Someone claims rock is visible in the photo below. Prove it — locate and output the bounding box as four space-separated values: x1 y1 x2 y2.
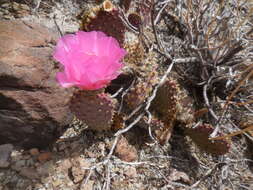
38 152 52 163
36 161 54 177
71 156 90 183
58 159 72 172
26 158 35 167
20 4 30 11
11 159 26 171
0 20 74 149
12 2 19 11
19 167 40 179
3 15 13 20
0 144 13 168
29 148 40 156
0 3 10 8
124 167 137 178
87 151 96 158
10 150 23 162
80 180 94 190
52 179 64 187
168 168 191 184
115 136 138 162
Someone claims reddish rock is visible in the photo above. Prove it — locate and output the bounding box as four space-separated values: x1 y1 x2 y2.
115 136 138 162
29 148 40 156
124 167 137 178
38 152 52 163
0 20 73 148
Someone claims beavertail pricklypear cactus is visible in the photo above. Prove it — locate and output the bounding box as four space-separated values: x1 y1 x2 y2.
185 123 231 155
68 0 232 155
70 91 117 131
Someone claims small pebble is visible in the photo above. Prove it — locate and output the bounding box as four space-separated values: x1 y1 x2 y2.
124 167 137 178
29 148 40 156
115 136 138 162
12 2 19 11
19 167 40 179
26 158 35 167
3 15 13 19
80 180 94 190
38 152 52 163
0 3 10 8
12 159 26 171
0 144 13 168
20 4 30 11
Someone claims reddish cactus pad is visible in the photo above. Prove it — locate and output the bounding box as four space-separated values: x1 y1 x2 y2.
82 9 126 45
70 91 117 131
185 124 231 155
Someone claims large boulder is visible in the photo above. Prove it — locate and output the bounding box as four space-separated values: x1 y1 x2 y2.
0 20 73 148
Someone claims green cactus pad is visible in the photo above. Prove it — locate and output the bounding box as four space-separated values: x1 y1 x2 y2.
185 123 231 155
70 91 117 131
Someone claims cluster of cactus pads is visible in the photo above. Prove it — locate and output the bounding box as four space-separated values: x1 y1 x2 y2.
69 0 231 155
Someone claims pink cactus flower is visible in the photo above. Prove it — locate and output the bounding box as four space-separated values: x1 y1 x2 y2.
53 31 126 90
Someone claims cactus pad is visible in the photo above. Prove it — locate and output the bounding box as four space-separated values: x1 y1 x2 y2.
70 91 117 131
151 79 180 125
149 79 181 144
125 79 151 109
81 2 126 45
185 123 231 155
123 42 159 110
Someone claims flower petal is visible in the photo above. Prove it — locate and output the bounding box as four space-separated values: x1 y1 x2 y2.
56 72 75 88
53 31 126 90
53 34 78 65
